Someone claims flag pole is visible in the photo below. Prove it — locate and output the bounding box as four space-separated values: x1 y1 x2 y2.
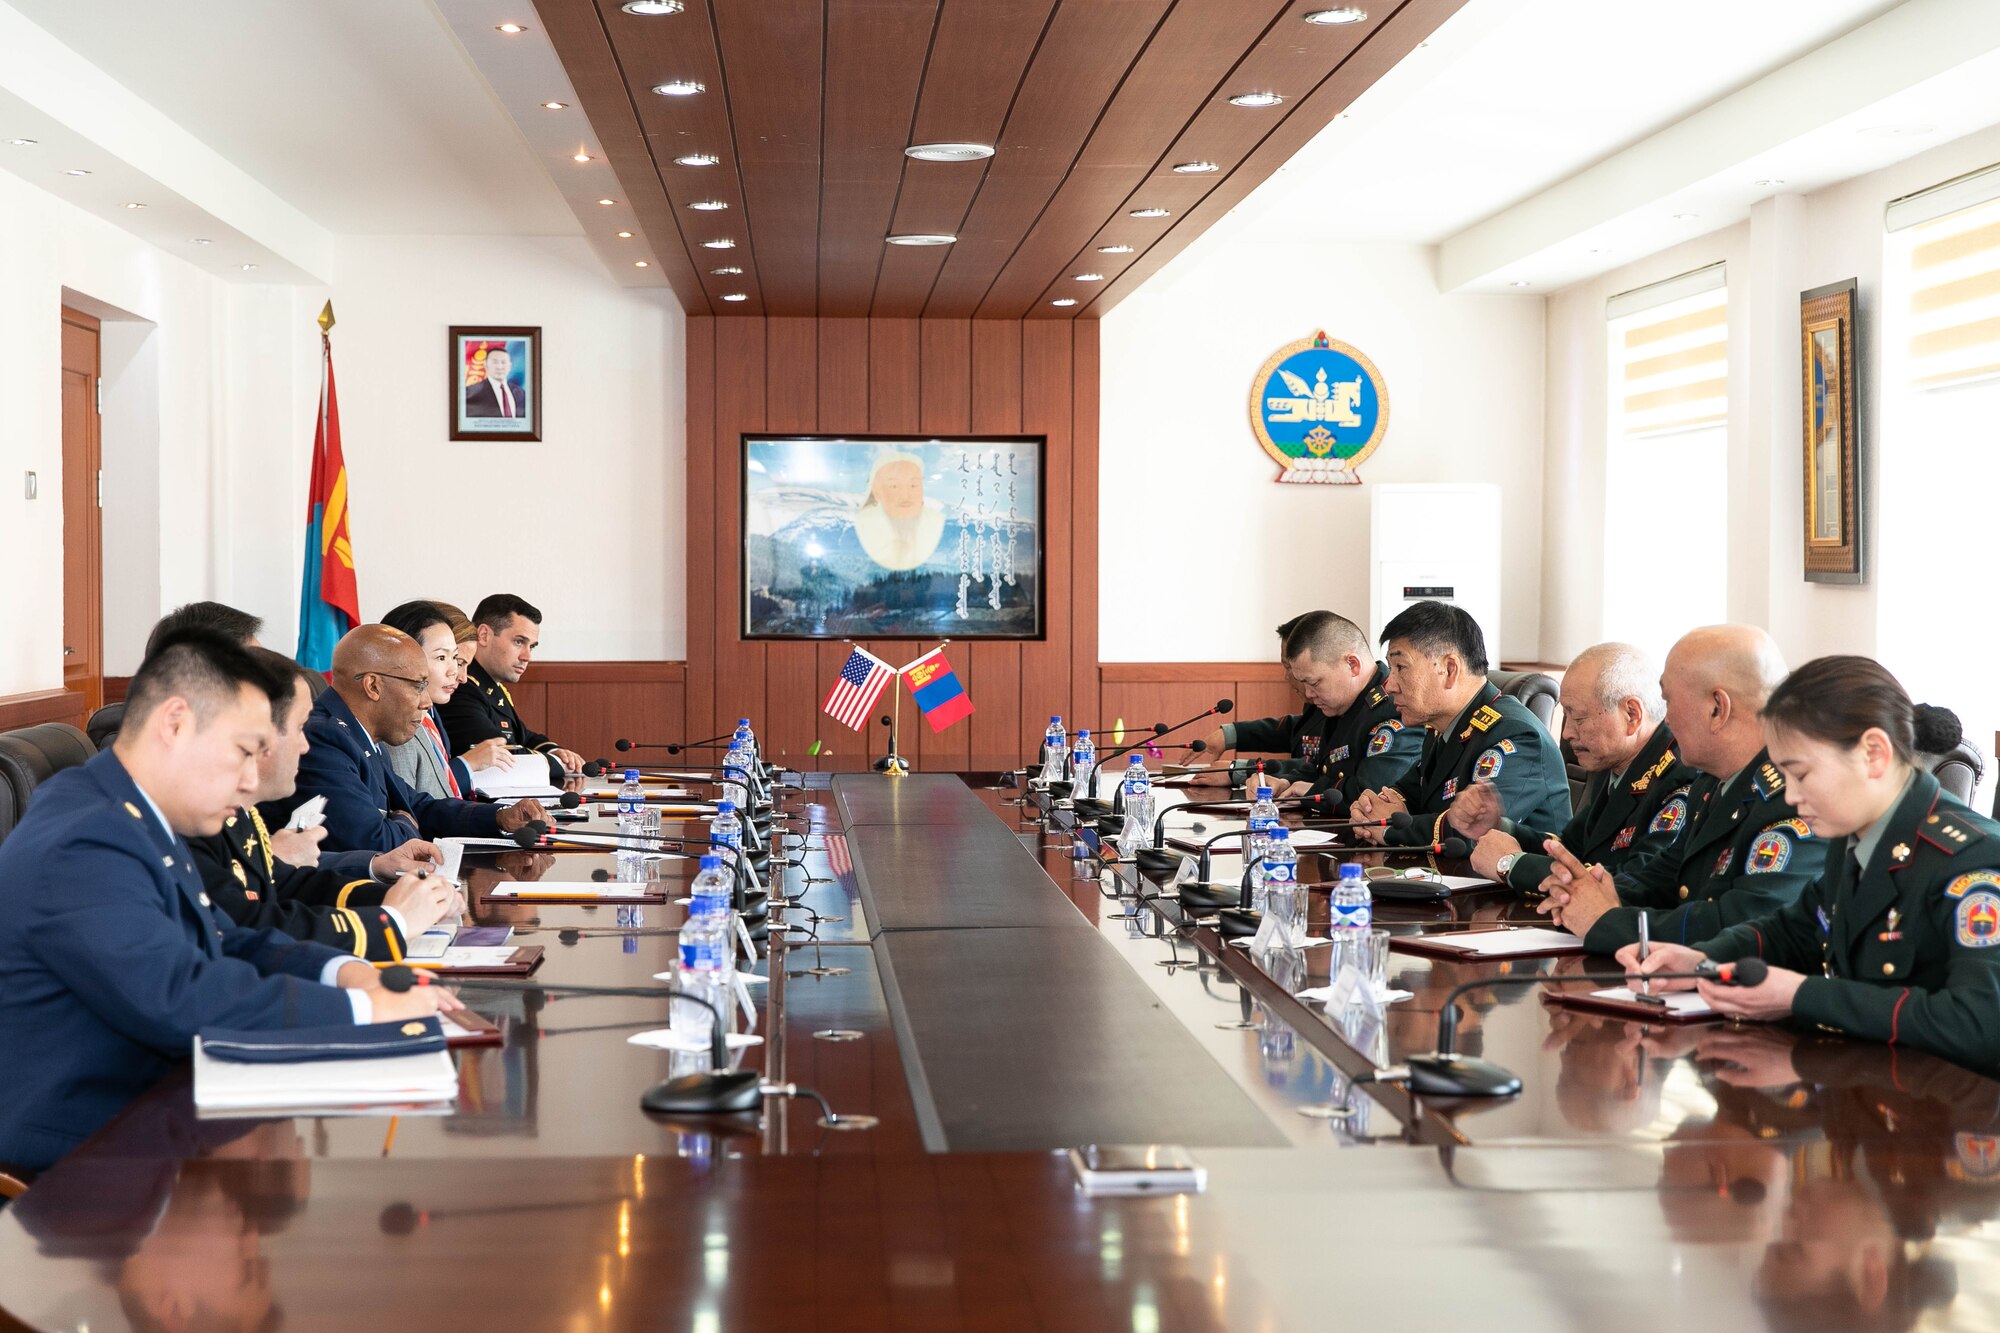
867 642 909 777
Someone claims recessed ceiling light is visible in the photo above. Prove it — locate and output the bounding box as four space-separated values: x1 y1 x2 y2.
721 293 748 302
63 168 90 176
885 233 956 246
191 237 212 245
904 142 995 163
687 199 729 211
572 151 593 163
1097 244 1133 254
1508 280 1531 288
1304 7 1368 23
1857 124 1935 138
616 230 634 238
652 80 705 97
541 101 568 110
1129 207 1170 218
597 198 617 206
1228 92 1284 108
6 137 35 146
710 266 742 275
1671 212 1700 221
240 263 258 271
634 260 650 268
621 0 685 12
675 154 720 169
1754 178 1786 187
1074 273 1104 282
495 22 527 34
702 238 735 249
1172 161 1218 174
1587 246 1608 254
1051 298 1077 307
123 201 145 209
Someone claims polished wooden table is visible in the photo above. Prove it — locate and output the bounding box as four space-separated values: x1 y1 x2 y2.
4 770 2000 1331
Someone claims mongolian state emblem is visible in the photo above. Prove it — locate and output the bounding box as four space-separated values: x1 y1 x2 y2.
1249 329 1389 484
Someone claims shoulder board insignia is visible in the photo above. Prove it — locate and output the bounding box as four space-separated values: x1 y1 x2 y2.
1757 762 1784 793
1469 705 1503 732
1631 750 1677 794
1367 689 1385 707
1924 816 1982 853
123 801 143 819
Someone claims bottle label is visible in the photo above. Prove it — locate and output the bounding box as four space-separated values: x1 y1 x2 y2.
1263 860 1296 884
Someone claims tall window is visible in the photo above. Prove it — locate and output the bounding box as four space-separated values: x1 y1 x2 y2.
1881 183 2000 799
1602 267 1730 664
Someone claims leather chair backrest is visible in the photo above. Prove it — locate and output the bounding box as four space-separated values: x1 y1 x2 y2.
1559 738 1586 808
0 760 18 846
1488 669 1561 731
0 723 96 809
85 702 127 752
1920 738 1982 808
305 671 330 700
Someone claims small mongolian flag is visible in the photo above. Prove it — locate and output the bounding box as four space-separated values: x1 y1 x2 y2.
902 647 974 732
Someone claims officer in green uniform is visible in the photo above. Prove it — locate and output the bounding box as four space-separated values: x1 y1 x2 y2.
1539 625 1825 954
436 593 584 784
1351 601 1570 849
1450 642 1698 888
1191 612 1324 787
1625 655 2000 1074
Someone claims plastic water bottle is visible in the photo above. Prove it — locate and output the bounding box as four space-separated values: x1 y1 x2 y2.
676 854 735 1061
1039 715 1066 782
1116 754 1153 858
721 741 750 809
617 769 646 835
1070 729 1096 795
735 719 758 767
1331 860 1373 952
1245 784 1280 910
710 801 743 858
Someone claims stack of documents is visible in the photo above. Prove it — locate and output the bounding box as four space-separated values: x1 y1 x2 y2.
467 760 561 799
193 1039 458 1115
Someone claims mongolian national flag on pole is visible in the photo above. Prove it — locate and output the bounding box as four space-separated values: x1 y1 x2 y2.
903 647 974 733
294 302 360 671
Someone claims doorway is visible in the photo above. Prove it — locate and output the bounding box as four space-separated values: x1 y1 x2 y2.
60 306 103 714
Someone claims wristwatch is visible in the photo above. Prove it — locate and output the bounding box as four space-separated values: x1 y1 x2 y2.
1494 852 1520 884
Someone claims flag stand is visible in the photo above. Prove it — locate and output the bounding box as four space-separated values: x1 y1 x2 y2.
871 682 909 777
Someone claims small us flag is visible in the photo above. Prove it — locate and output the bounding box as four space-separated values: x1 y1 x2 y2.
821 647 895 732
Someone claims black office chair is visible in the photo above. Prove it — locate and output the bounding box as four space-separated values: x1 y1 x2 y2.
1920 738 1982 808
1488 669 1560 730
85 702 126 751
0 764 19 846
1559 738 1586 808
305 671 330 700
0 723 96 800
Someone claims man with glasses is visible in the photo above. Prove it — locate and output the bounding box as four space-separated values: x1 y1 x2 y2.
262 625 551 853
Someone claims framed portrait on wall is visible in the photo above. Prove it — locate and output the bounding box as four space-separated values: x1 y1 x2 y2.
450 326 541 442
1800 280 1863 584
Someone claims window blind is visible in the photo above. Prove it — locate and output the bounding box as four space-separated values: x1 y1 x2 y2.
1905 193 2000 390
1613 284 1728 438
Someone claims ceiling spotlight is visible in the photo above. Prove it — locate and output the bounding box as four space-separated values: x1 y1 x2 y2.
616 230 634 238
1671 212 1700 221
675 153 720 167
721 293 748 302
542 101 568 110
904 142 995 162
652 80 705 97
1097 244 1134 254
1172 161 1219 174
1508 280 1531 288
1074 273 1104 282
123 201 145 209
1051 298 1078 307
572 151 593 163
885 233 956 246
710 266 742 275
1128 207 1170 218
191 237 212 245
1754 177 1786 187
597 198 617 206
635 260 650 268
1857 124 1935 138
495 22 527 34
1228 92 1283 108
687 199 729 211
621 0 685 12
6 137 35 146
1304 7 1368 23
63 168 90 176
240 263 258 271
702 238 735 249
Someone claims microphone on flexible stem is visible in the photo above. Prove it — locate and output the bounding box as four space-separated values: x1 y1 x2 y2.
1095 699 1233 777
618 733 734 755
510 824 767 901
1393 959 1772 1097
1188 813 1414 884
1151 792 1339 849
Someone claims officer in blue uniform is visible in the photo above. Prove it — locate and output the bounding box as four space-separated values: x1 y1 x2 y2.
0 630 454 1176
263 625 550 854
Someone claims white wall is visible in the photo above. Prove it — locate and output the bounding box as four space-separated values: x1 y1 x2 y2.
1542 120 2000 672
1100 237 1546 663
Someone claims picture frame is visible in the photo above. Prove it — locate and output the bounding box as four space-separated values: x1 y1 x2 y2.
740 433 1047 641
449 325 542 442
1799 280 1863 583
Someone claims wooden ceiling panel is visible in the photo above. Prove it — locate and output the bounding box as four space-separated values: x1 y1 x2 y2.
538 0 1464 318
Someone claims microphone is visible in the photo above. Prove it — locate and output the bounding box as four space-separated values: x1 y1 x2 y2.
1188 814 1412 882
1394 959 1771 1097
1095 700 1232 772
617 732 734 755
512 825 768 901
1151 795 1378 850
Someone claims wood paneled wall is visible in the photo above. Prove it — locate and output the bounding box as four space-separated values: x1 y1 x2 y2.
684 317 1100 772
1098 664 1296 751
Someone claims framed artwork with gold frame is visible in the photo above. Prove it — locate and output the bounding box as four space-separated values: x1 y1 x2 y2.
1800 279 1863 583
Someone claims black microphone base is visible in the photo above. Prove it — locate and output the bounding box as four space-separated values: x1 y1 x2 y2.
640 1068 763 1115
1176 882 1240 915
871 754 910 775
1133 847 1184 883
1404 1054 1523 1098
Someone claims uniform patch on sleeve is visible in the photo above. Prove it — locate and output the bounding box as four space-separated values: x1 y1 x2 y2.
1944 869 2000 899
1366 721 1402 757
1649 795 1689 836
1472 747 1507 781
1611 826 1636 851
1746 829 1795 874
1956 889 2000 948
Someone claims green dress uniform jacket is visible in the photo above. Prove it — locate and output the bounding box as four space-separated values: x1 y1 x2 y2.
1700 770 2000 1073
1384 681 1571 848
188 807 407 962
1298 663 1424 810
437 659 565 783
1582 750 1826 955
1223 703 1327 784
1503 724 1698 890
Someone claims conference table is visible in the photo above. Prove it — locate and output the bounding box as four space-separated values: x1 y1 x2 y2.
3 768 1999 1331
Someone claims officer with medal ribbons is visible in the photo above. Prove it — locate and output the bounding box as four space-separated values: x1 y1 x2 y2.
1537 625 1827 953
1450 641 1698 887
436 593 586 785
1350 601 1570 848
1627 656 2000 1073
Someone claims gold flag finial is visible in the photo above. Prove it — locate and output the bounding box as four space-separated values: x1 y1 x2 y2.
317 300 335 334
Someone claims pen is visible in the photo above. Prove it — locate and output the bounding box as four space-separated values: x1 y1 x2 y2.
1638 912 1650 996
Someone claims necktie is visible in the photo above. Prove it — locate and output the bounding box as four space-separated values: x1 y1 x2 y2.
498 379 515 417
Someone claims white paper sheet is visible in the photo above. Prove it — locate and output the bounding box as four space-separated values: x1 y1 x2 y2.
1421 927 1584 956
405 947 525 969
193 1039 458 1111
467 758 560 798
485 880 651 899
1590 987 1713 1015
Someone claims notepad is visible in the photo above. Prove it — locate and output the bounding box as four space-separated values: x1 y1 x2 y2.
1420 928 1583 957
467 760 561 798
286 794 328 832
437 835 524 853
485 880 652 899
1590 987 1713 1016
403 947 530 969
193 1038 458 1113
